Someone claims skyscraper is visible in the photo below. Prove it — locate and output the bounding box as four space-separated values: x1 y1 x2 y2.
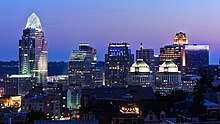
156 61 181 95
127 59 154 89
159 45 183 70
105 42 134 86
183 44 209 76
159 31 189 71
173 32 188 46
136 43 155 72
19 13 48 85
68 44 96 88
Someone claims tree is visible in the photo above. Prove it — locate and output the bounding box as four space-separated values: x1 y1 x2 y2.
192 70 214 115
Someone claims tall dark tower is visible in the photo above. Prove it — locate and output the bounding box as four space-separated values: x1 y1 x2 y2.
19 13 48 85
105 42 134 86
183 44 209 76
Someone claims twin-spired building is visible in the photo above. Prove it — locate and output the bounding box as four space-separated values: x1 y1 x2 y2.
19 13 48 85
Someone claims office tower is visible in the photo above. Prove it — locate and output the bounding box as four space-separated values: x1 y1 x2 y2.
156 61 181 95
127 59 154 89
19 13 48 84
68 44 96 88
79 43 97 65
92 61 105 87
105 42 134 86
136 43 155 72
159 45 183 70
183 44 209 76
173 31 188 46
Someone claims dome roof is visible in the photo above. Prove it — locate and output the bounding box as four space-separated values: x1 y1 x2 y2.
159 60 179 72
130 59 150 72
132 59 149 68
160 61 177 68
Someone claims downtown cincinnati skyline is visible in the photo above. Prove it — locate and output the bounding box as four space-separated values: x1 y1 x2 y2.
1 0 220 64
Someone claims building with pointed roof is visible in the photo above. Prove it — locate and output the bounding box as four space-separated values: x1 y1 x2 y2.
156 61 181 95
127 59 155 89
19 12 48 86
159 60 179 72
25 13 42 31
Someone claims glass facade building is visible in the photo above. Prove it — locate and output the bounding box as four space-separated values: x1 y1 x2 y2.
183 44 209 76
19 13 48 85
68 44 96 88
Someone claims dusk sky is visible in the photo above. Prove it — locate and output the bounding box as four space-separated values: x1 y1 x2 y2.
1 0 220 64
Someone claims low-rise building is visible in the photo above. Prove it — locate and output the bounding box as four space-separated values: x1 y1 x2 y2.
22 94 60 120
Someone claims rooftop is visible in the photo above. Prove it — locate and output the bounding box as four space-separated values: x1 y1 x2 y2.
25 13 42 31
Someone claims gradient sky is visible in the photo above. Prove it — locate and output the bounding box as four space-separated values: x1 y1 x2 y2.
1 0 220 64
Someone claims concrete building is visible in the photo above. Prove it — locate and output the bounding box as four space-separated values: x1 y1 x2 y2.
136 43 155 72
127 59 154 89
22 94 61 120
156 61 181 95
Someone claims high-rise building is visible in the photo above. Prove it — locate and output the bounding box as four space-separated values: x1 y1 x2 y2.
92 61 105 87
68 44 96 88
19 13 48 85
105 42 134 86
136 43 155 72
183 44 209 76
127 59 154 89
159 45 183 70
173 32 188 46
156 61 181 95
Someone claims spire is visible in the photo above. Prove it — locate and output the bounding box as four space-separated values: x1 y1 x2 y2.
25 12 42 31
140 43 144 50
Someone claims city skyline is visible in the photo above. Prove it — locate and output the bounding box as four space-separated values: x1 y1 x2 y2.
1 0 220 64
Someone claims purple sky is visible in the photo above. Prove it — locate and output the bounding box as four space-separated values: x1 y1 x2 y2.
0 0 220 64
